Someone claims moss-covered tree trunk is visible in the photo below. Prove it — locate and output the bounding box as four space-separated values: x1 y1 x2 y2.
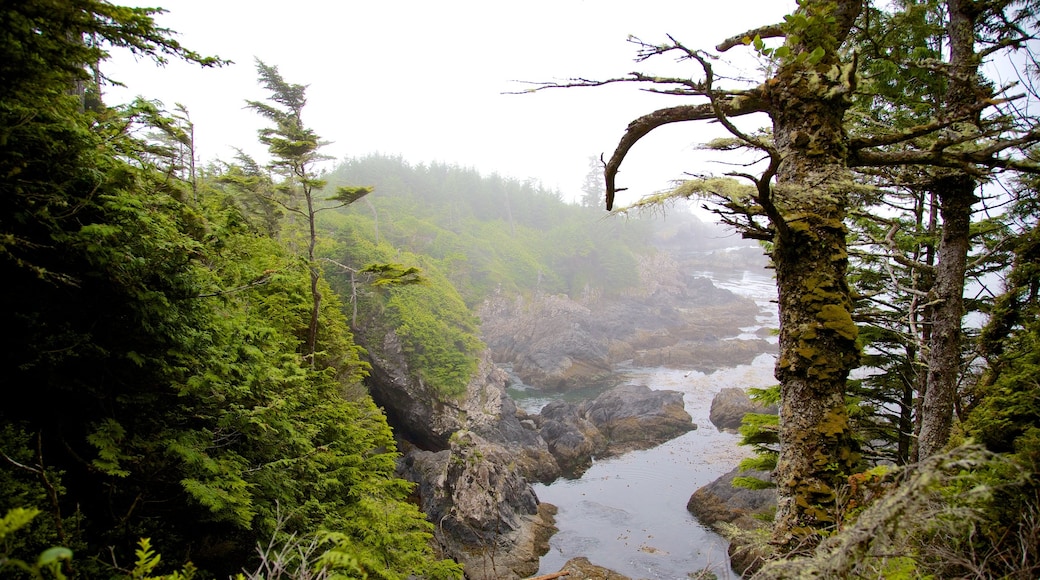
768 0 863 549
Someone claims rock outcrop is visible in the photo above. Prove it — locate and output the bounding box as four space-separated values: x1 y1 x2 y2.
367 332 559 478
479 259 774 390
708 387 779 432
687 466 776 576
552 556 632 579
364 331 560 575
398 431 557 580
533 384 696 478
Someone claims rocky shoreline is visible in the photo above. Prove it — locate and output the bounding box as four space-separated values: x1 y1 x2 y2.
359 256 776 578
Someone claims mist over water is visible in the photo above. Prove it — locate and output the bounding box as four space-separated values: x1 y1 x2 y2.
523 268 778 579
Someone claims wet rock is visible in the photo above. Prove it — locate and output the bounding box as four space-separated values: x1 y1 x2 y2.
553 556 631 579
708 387 778 432
535 401 608 476
687 466 775 530
583 384 695 453
534 384 695 478
687 466 776 576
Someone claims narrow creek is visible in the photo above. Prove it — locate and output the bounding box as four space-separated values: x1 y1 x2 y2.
512 268 777 579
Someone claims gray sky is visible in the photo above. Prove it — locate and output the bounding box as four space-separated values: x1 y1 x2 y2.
105 1 794 206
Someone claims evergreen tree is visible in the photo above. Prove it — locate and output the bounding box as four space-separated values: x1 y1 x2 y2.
245 60 373 366
537 0 1040 548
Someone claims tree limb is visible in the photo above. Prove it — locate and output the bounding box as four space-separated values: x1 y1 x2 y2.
604 89 769 209
716 24 785 52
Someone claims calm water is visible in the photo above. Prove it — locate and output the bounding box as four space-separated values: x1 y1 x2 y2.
526 268 778 579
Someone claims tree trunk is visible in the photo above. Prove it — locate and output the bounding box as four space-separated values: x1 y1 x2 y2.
305 188 321 367
917 175 974 458
916 0 980 460
768 0 863 548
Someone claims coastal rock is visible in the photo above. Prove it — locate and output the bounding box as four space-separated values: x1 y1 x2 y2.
534 384 695 478
479 265 770 391
480 293 613 390
583 384 695 453
708 387 778 432
687 466 776 576
399 431 557 580
366 333 560 480
687 466 776 530
554 556 632 579
535 401 608 476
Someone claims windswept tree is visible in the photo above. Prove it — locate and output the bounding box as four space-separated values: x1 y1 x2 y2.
535 0 1040 549
246 60 373 365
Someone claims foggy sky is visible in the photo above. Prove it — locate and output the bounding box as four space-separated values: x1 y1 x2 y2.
104 0 793 205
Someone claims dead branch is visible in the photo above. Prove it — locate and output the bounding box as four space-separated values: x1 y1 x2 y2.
716 24 785 52
604 89 769 209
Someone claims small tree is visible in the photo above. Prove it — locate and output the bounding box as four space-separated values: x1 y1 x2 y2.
246 60 372 365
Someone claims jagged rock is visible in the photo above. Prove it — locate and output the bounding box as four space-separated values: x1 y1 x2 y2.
479 270 770 390
398 431 556 580
535 401 608 476
481 293 613 390
367 334 561 480
632 337 775 372
708 387 778 432
535 384 695 478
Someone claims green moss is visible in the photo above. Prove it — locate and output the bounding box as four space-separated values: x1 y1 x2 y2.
818 406 849 437
817 304 858 341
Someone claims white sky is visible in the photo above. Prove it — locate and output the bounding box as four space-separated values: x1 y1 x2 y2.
104 1 795 205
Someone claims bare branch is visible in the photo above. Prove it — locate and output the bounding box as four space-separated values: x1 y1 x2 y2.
604 89 769 209
716 24 785 52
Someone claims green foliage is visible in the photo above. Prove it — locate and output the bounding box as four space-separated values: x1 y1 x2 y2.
0 4 454 577
0 509 73 580
735 394 780 490
324 154 651 303
385 281 484 397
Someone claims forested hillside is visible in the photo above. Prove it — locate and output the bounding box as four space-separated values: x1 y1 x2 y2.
323 155 654 303
0 5 461 578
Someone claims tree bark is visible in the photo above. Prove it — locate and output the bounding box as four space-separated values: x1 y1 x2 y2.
768 0 863 548
915 0 980 460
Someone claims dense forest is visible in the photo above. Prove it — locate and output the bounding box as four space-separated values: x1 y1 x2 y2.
2 1 1040 580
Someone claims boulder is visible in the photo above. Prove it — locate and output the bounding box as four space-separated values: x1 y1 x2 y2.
399 431 557 580
583 384 696 454
687 466 776 530
553 556 632 579
535 401 608 477
534 384 696 478
687 466 776 577
708 387 778 432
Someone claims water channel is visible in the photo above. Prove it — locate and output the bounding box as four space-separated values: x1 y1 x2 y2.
513 267 777 579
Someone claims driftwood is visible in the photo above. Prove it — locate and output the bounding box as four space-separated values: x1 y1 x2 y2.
524 572 570 580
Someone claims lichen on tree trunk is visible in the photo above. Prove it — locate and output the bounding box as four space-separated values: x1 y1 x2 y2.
767 3 863 546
